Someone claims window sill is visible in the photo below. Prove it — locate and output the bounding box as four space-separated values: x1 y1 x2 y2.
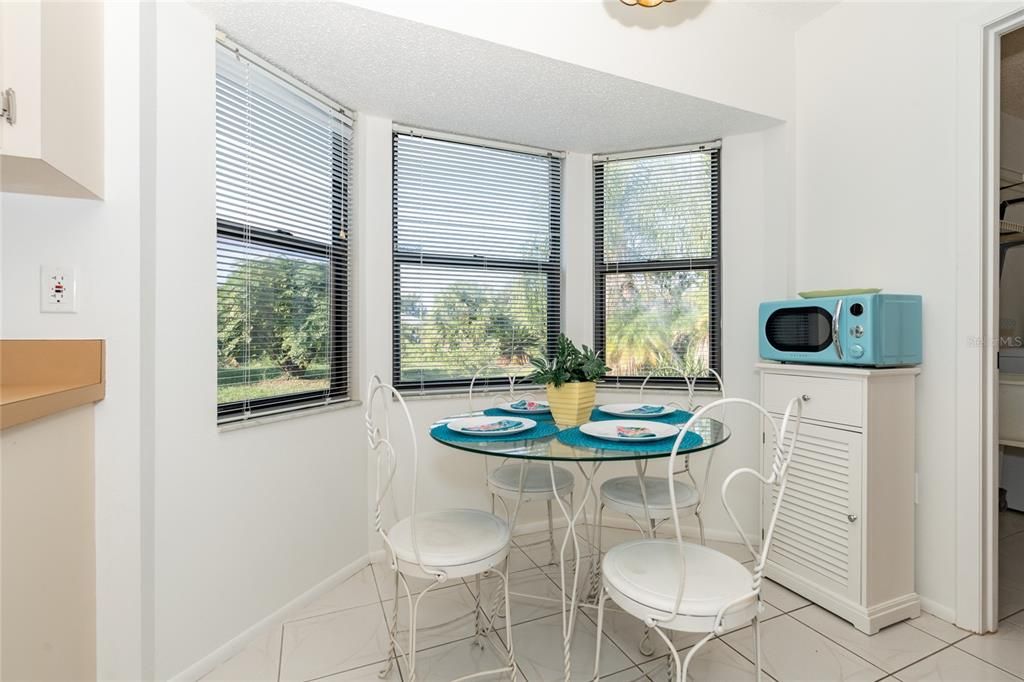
218 399 362 432
397 384 542 402
599 383 723 395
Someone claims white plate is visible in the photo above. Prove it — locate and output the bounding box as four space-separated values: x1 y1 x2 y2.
447 416 537 436
598 403 676 418
579 419 680 442
498 399 551 414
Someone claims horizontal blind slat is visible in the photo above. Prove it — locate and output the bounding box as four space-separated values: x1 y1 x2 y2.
594 147 721 386
393 131 562 390
216 41 352 421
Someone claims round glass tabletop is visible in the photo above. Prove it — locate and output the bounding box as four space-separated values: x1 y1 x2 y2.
429 412 730 462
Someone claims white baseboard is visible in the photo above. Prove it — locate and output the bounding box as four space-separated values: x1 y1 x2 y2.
919 596 957 625
170 554 371 682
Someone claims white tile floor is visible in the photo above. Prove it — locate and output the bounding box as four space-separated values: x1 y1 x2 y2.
201 515 1024 682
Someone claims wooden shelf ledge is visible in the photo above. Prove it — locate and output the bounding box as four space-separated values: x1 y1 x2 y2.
0 340 105 430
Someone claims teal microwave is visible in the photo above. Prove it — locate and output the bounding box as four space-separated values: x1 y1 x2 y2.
758 294 922 367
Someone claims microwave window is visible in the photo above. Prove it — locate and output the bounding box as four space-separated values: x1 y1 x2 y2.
765 307 833 353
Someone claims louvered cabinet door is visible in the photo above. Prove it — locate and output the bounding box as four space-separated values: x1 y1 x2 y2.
763 419 863 604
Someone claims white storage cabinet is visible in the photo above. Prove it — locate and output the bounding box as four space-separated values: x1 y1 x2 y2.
758 362 921 634
0 1 104 198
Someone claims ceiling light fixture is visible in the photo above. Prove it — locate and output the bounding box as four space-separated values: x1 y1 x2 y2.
619 0 675 7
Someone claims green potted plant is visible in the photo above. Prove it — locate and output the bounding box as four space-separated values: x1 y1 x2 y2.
528 334 610 427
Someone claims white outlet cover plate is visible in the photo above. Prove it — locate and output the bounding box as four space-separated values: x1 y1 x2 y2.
40 265 77 313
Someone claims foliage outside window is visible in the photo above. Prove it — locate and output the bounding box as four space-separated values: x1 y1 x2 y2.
392 132 562 390
215 41 351 421
594 144 721 386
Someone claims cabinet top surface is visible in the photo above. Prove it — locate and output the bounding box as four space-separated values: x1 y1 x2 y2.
756 362 922 378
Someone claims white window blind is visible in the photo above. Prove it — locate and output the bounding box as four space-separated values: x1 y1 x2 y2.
392 130 563 391
215 40 352 422
593 143 721 388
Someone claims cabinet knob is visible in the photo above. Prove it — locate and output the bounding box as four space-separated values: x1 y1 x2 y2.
801 394 811 402
847 514 858 523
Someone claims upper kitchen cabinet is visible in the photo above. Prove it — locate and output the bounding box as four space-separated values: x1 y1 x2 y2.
0 1 104 199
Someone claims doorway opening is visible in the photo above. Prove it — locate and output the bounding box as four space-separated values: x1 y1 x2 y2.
996 25 1024 623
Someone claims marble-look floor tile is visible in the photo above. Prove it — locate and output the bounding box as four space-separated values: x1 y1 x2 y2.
582 597 781 666
497 611 635 681
317 658 402 681
505 546 541 573
999 532 1024 590
470 566 565 627
723 614 887 682
583 602 706 665
760 578 811 613
905 612 971 644
642 639 777 682
955 610 1024 678
600 663 652 682
516 527 593 566
384 584 483 653
287 566 379 622
894 646 1021 681
540 554 603 605
200 624 283 682
279 602 391 681
789 605 945 673
999 583 1024 620
397 634 512 682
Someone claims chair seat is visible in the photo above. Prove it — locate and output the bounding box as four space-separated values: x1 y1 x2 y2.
488 462 574 496
388 509 511 572
600 475 699 519
603 539 757 631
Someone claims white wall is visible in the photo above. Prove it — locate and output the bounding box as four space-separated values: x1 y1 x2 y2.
1 3 145 678
148 5 369 678
2 3 371 678
793 1 1017 620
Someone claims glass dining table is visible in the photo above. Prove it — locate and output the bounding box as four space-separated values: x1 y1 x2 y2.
429 409 730 681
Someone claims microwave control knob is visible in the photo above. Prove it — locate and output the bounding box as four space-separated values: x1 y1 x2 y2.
852 324 865 338
850 344 865 359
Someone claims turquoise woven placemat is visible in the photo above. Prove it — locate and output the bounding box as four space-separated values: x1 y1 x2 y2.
431 421 559 445
588 407 694 425
483 407 555 423
556 427 704 454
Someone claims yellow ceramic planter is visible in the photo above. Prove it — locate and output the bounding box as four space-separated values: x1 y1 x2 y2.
545 381 597 427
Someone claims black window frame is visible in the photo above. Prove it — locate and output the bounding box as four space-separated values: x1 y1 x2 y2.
390 131 563 392
215 44 351 423
593 144 722 390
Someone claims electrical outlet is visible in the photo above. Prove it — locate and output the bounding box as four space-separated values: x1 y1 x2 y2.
40 265 77 313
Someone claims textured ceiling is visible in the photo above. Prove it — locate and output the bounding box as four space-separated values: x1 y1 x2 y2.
1004 27 1024 119
195 1 780 153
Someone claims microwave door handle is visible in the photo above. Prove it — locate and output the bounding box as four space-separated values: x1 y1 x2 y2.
832 299 844 360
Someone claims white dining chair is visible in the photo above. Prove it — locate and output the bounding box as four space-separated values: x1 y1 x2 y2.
469 365 575 565
595 368 725 551
367 376 518 682
592 396 803 682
